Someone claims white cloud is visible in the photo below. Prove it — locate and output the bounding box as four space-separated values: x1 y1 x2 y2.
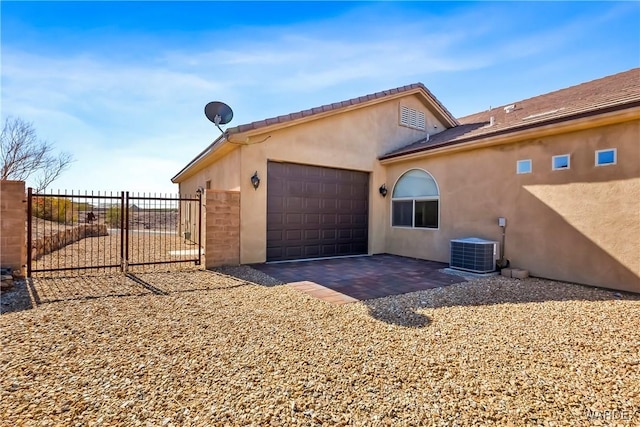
2 1 638 193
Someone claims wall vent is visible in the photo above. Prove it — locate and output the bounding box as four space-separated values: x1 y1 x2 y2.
450 237 498 273
400 105 426 131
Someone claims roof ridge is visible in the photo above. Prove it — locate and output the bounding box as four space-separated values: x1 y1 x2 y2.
381 68 640 161
460 67 640 120
229 81 458 134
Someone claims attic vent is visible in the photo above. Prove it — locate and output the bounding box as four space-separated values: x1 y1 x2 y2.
400 105 426 131
450 237 499 273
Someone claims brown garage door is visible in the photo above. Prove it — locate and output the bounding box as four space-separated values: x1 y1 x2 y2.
267 161 369 262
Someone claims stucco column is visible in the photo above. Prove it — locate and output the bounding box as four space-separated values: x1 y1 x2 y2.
0 180 27 276
205 190 240 268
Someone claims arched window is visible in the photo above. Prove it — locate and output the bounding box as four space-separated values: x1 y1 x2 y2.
392 169 439 229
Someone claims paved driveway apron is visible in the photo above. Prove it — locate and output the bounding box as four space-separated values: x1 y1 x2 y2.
252 254 466 301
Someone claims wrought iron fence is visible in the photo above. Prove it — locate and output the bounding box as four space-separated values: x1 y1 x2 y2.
27 189 202 277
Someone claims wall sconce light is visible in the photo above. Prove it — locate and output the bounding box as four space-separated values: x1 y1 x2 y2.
250 171 260 190
379 184 388 197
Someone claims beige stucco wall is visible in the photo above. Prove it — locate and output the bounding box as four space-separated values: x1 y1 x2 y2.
178 148 241 195
384 120 640 292
175 93 451 265
237 95 446 264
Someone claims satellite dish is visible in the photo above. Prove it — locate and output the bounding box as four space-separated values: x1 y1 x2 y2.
205 101 233 134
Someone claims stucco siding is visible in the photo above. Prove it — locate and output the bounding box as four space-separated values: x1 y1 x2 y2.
178 148 241 196
236 95 443 264
385 120 640 292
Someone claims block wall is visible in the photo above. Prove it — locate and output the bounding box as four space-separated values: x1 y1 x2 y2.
0 181 26 275
205 191 240 268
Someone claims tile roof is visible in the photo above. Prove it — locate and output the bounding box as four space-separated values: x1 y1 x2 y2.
226 82 458 135
380 68 640 160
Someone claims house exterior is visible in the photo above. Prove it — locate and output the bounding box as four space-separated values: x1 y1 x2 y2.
172 68 640 293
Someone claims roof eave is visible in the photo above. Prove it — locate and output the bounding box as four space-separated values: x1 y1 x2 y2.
379 102 640 164
226 85 459 140
172 83 458 182
171 133 229 183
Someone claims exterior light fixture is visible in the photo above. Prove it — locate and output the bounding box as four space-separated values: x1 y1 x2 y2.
379 184 388 197
251 171 260 190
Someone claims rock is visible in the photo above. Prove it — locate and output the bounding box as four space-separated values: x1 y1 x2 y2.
1 269 638 425
1 275 14 290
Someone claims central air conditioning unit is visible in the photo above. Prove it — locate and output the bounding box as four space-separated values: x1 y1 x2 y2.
450 237 499 274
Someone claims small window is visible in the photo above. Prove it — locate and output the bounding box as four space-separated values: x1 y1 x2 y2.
517 159 532 174
552 154 570 170
205 180 211 190
595 149 616 166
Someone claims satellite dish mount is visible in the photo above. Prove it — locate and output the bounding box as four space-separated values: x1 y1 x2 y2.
204 101 234 135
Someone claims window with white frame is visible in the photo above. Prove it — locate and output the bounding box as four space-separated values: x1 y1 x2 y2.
517 159 532 174
595 148 616 166
392 169 439 228
399 105 426 131
552 154 570 170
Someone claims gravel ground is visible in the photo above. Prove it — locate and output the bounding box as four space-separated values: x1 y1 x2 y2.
1 270 639 426
30 233 202 277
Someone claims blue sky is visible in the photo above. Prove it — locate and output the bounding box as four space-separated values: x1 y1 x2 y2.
2 1 639 194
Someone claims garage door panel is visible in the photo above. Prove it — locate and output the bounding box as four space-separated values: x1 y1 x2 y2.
267 196 285 212
266 213 284 226
285 246 303 258
286 197 304 210
338 229 352 239
322 245 337 255
305 167 323 178
338 243 353 254
352 229 366 239
305 182 322 195
267 229 283 241
337 185 354 198
304 246 320 257
353 214 368 224
286 230 302 241
286 213 303 224
304 229 320 240
266 247 282 259
352 242 368 252
321 200 337 211
322 184 338 197
322 229 337 240
322 214 337 224
352 199 367 211
304 213 320 224
287 181 304 196
338 214 353 224
304 198 321 210
267 161 368 262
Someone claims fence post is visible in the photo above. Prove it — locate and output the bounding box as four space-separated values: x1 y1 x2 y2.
26 187 33 277
197 190 202 266
120 191 126 272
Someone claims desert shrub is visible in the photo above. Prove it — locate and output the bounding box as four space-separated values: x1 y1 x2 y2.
32 196 75 223
105 206 122 228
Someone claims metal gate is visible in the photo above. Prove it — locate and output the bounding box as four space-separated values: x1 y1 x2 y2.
27 188 202 277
